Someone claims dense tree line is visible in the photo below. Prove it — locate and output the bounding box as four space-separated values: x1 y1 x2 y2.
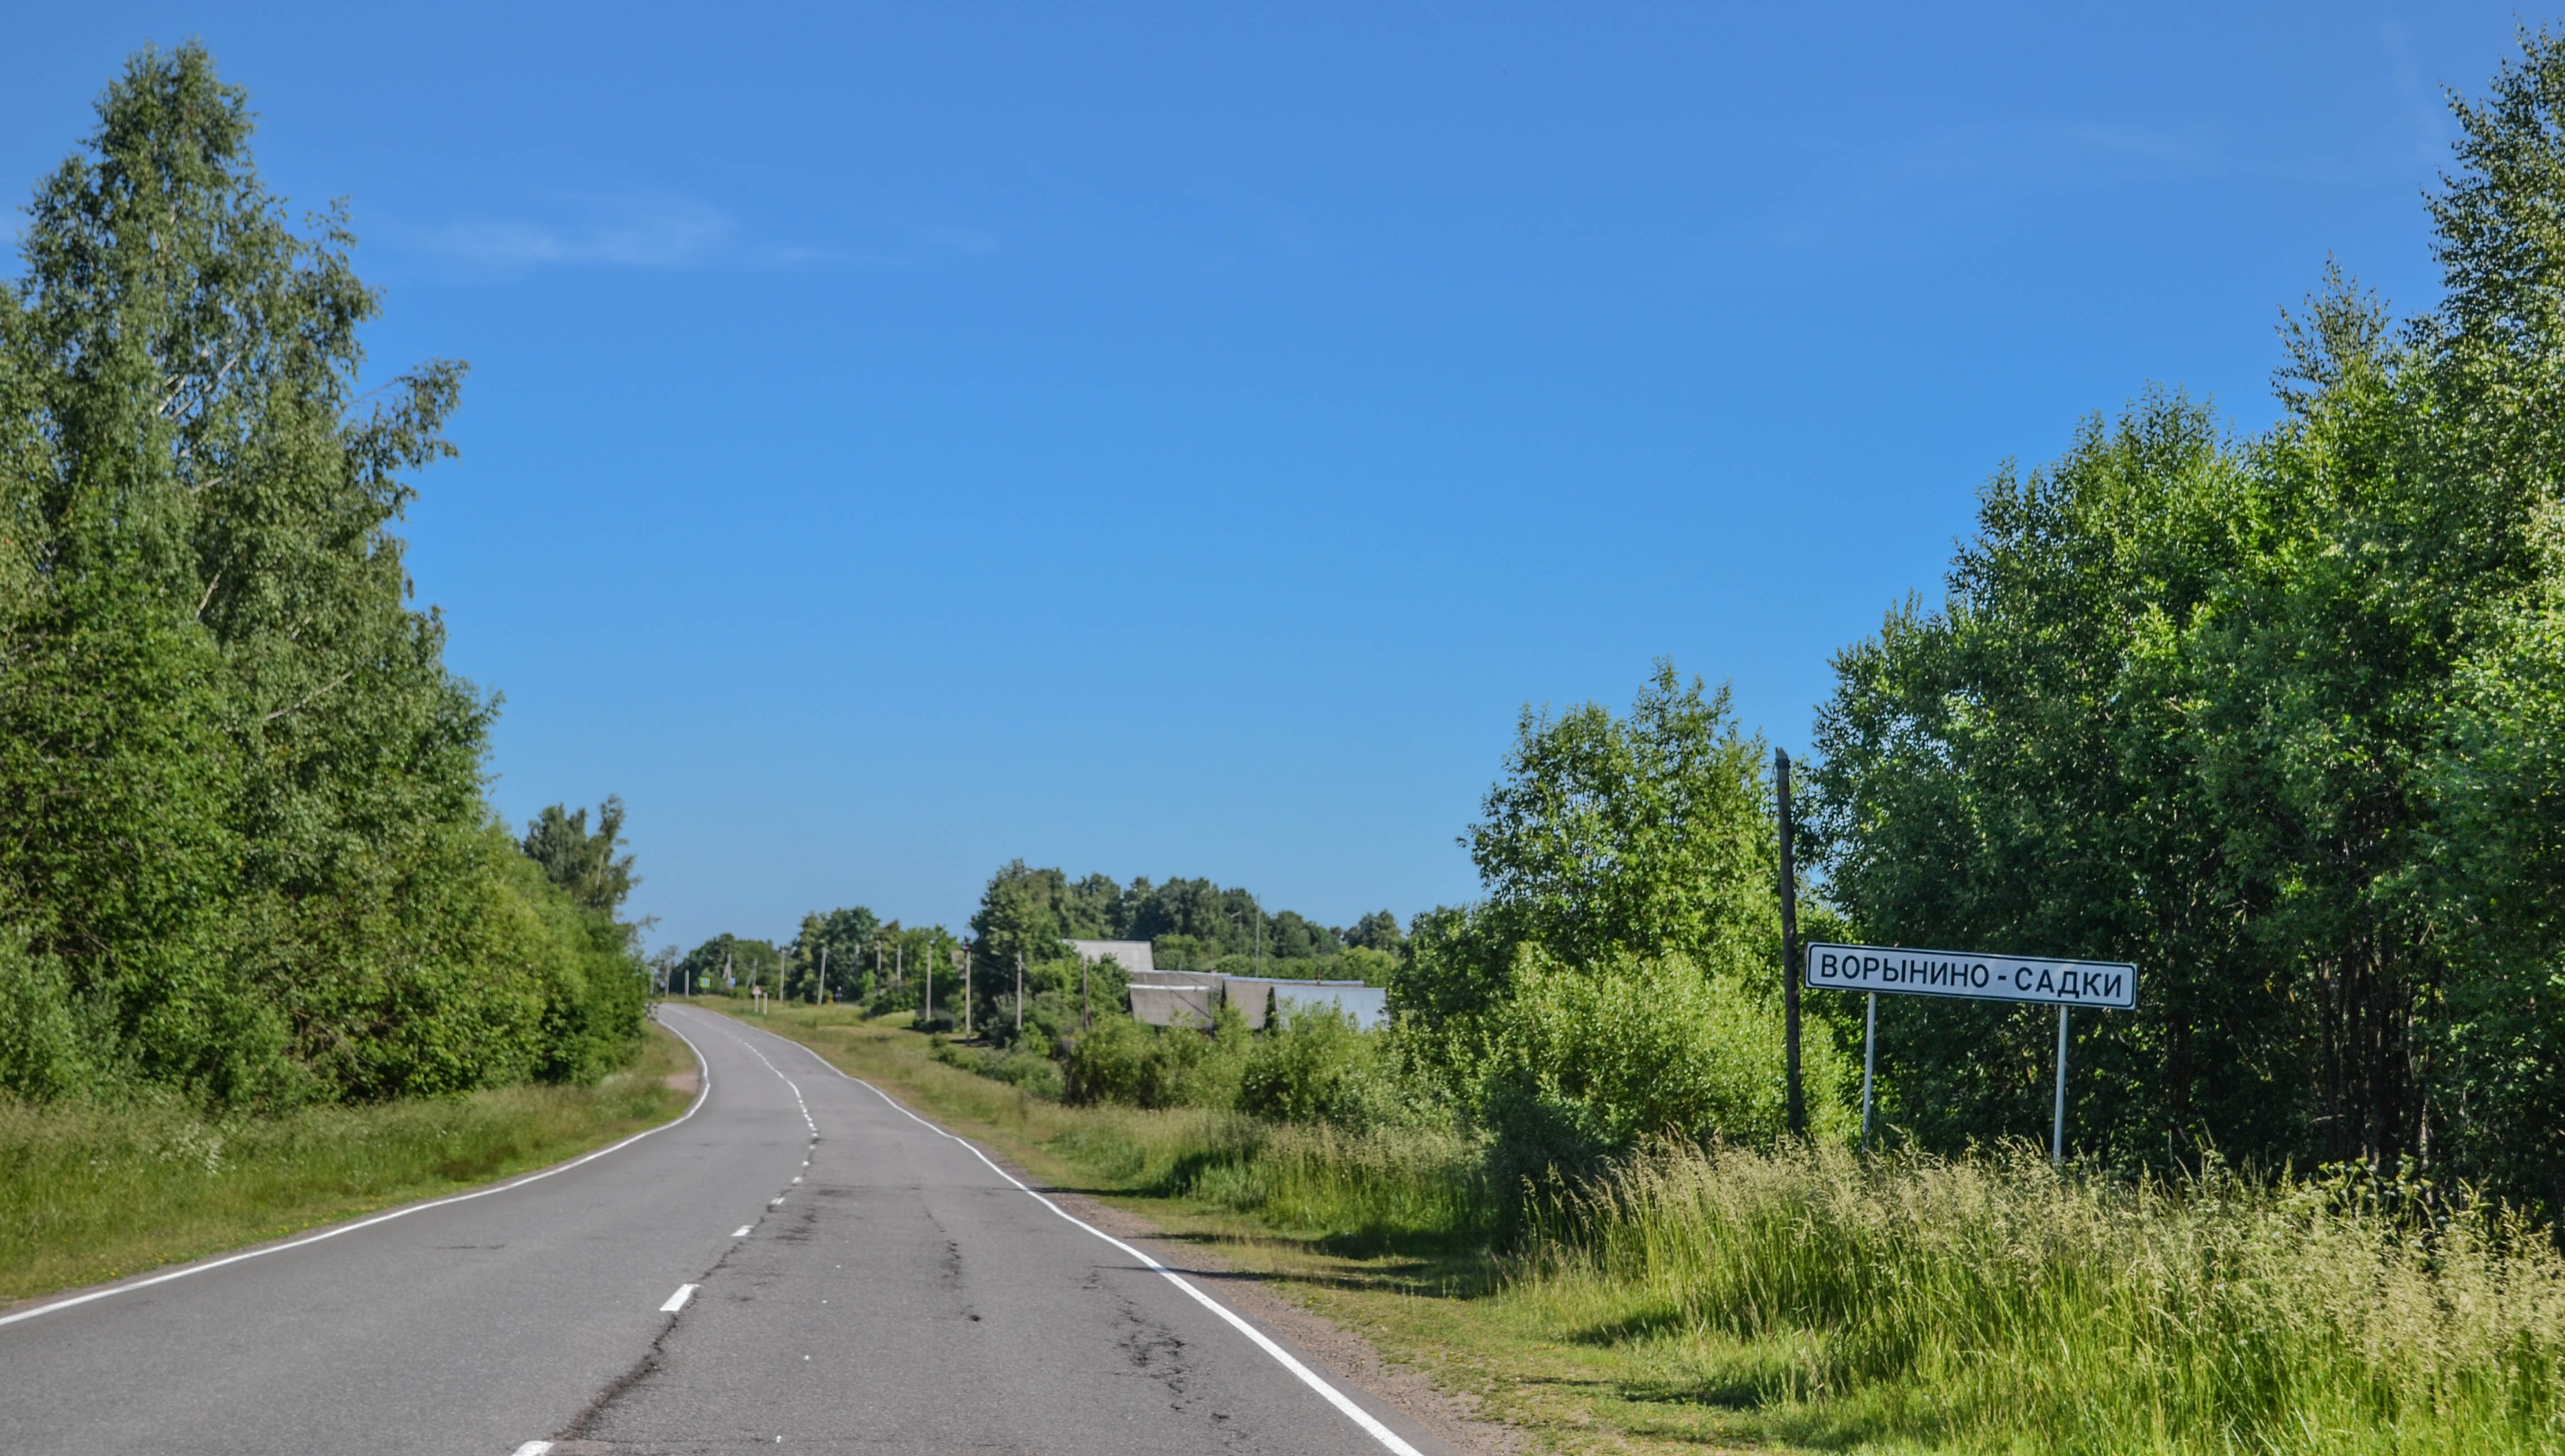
667 913 960 1014
969 862 1398 977
0 46 646 1106
1802 33 2565 1213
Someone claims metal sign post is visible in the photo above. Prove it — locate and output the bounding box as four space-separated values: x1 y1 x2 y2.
1860 991 1878 1149
1804 942 2136 1164
2053 1006 2071 1164
1775 750 1804 1137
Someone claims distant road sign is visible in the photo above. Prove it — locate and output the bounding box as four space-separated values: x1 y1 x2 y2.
1805 942 2136 1010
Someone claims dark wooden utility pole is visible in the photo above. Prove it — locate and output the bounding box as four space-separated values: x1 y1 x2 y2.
1778 748 1805 1137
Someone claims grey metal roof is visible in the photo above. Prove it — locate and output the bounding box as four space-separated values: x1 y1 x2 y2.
1067 939 1157 976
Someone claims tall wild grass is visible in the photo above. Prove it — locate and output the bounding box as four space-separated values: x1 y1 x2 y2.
0 1032 689 1304
1049 1110 1486 1247
1513 1140 2565 1454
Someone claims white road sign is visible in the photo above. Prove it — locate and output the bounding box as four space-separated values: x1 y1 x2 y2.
1805 942 2136 1010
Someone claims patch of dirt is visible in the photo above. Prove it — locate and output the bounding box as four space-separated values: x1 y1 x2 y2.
661 1071 700 1094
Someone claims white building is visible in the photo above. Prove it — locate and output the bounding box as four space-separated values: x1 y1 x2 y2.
1122 971 1389 1031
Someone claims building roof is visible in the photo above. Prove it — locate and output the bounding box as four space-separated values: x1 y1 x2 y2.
1067 938 1156 976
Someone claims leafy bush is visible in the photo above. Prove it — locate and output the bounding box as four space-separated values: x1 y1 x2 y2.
1063 1004 1251 1109
1477 946 1855 1192
1237 1005 1446 1132
0 928 88 1099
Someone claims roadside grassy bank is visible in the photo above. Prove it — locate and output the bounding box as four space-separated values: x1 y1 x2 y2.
722 1001 2565 1456
0 1019 695 1307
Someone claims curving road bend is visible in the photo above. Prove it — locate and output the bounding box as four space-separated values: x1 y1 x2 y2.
0 1004 1458 1455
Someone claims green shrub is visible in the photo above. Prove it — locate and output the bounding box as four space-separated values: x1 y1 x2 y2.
1236 1005 1448 1132
1063 1005 1251 1109
1477 946 1855 1192
0 927 88 1100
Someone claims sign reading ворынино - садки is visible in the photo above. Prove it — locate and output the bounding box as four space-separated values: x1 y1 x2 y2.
1804 942 2138 1162
1804 943 2136 1010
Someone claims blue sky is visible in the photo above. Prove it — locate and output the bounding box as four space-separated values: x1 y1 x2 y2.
4 3 2535 950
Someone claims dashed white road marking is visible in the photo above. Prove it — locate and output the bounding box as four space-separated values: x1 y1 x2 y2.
511 1443 554 1455
660 1284 697 1313
791 1175 803 1184
733 1226 753 1237
770 1197 785 1206
715 1029 819 1137
682 1007 1428 1456
0 1017 718 1331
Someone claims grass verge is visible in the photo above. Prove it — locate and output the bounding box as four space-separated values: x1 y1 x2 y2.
0 1018 695 1306
716 1001 2565 1455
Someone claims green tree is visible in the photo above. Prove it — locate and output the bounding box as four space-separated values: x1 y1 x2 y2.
0 43 629 1103
675 934 779 997
787 906 880 1002
1809 29 2565 1201
1343 911 1405 955
520 798 638 918
1809 394 2266 1157
1446 662 1782 1017
970 861 1076 973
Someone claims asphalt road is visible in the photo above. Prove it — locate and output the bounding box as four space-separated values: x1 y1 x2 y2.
0 1004 1462 1455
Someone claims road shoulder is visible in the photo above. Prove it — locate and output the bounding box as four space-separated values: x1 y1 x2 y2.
0 1017 702 1319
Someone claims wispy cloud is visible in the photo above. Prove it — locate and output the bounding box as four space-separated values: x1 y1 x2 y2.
385 193 982 275
409 196 735 269
763 243 904 268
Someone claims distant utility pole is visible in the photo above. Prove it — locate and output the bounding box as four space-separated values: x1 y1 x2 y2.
819 943 829 1005
920 945 931 1026
1016 951 1025 1034
959 946 972 1036
1777 749 1805 1138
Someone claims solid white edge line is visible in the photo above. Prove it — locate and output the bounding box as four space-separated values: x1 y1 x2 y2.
660 1283 696 1313
0 1011 716 1331
698 1009 1427 1456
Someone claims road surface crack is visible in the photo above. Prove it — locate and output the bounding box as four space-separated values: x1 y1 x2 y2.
553 1236 753 1444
